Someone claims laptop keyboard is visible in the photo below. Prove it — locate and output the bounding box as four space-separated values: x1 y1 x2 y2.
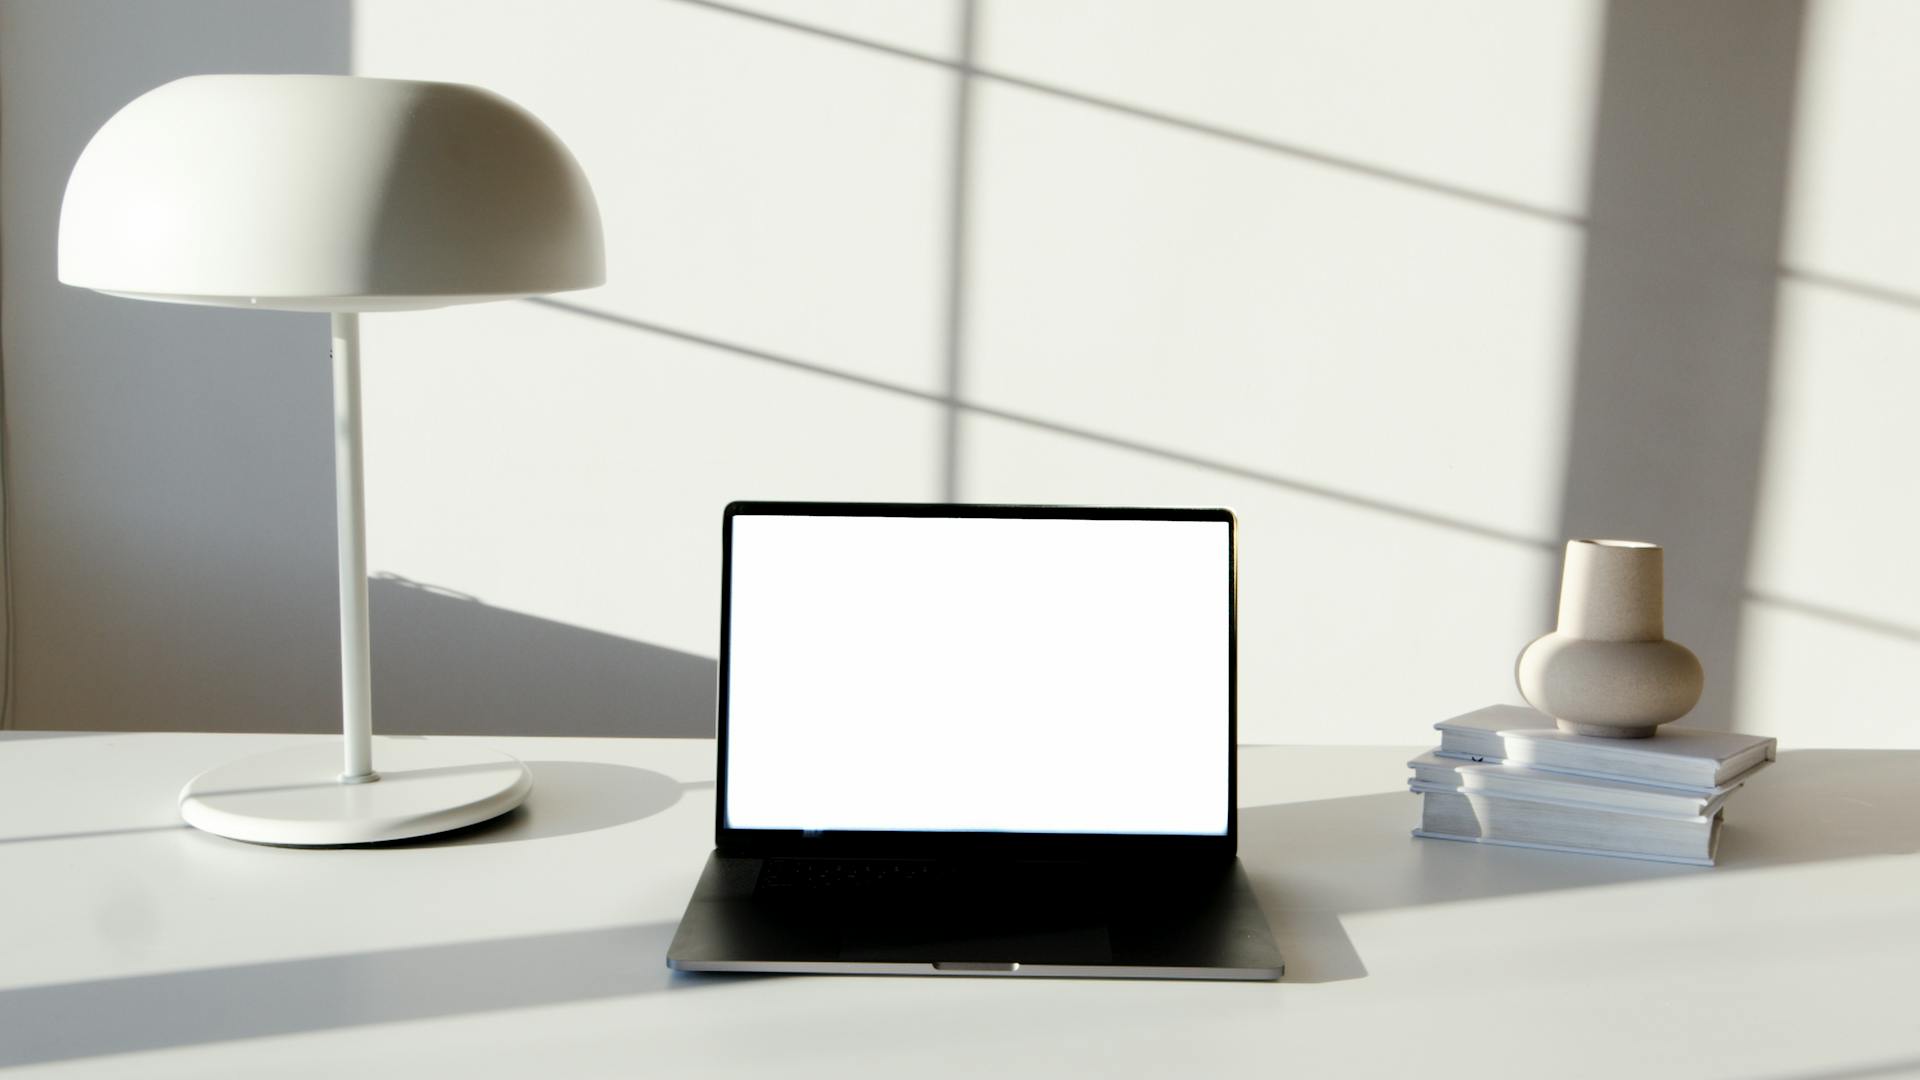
753 858 1117 909
758 859 940 892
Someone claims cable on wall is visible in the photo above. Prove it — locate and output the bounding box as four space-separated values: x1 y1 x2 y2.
0 67 14 730
938 0 979 502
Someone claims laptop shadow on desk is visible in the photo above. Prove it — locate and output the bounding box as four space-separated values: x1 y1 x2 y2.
1243 749 1920 985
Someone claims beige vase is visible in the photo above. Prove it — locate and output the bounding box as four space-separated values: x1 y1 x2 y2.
1516 539 1704 738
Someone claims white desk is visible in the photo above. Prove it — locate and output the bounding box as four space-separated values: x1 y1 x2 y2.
1 732 1916 1078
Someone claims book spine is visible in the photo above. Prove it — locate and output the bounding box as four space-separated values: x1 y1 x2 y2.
1410 758 1719 817
1418 790 1716 860
1411 829 1716 867
1407 780 1708 822
1516 741 1702 788
1432 748 1718 794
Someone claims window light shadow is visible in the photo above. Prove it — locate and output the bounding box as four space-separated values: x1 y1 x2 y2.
1243 747 1919 985
1554 0 1808 732
1747 590 1920 645
1782 266 1920 313
0 922 756 1069
0 824 189 847
665 0 1583 226
527 297 1554 552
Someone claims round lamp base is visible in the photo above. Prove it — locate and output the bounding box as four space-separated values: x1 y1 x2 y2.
179 738 532 846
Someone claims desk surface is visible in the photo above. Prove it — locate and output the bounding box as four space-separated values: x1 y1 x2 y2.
2 732 1916 1078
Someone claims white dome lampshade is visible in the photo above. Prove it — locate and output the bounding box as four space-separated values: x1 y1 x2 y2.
57 74 606 846
59 74 603 309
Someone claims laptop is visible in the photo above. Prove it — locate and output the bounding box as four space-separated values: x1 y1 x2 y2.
666 502 1283 980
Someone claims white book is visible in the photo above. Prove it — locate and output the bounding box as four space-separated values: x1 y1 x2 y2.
1414 789 1722 866
1436 705 1776 789
1407 751 1748 819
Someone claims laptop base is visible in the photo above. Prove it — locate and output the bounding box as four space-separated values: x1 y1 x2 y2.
666 853 1284 981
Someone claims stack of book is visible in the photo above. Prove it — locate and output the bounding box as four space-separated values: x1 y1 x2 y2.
1409 705 1778 866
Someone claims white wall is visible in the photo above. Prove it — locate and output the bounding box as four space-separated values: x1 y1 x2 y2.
1747 0 1920 747
2 0 1914 747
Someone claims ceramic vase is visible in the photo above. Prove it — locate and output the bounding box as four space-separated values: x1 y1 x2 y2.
1516 539 1703 738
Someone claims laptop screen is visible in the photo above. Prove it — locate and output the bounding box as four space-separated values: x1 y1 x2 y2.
720 506 1233 841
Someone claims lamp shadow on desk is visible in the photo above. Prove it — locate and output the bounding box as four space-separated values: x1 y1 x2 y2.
1244 750 1920 984
372 761 700 848
369 574 717 739
0 922 747 1070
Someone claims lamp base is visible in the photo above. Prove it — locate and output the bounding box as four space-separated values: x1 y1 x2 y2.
178 738 532 845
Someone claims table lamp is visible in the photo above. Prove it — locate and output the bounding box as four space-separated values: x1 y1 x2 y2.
57 74 605 844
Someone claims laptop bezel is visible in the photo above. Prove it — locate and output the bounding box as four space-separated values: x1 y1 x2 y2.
713 501 1238 861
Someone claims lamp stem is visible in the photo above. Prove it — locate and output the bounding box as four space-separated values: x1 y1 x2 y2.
331 312 378 784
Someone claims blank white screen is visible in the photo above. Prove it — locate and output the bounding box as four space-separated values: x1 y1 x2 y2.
724 514 1230 835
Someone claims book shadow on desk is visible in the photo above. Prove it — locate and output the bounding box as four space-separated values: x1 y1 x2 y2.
0 922 764 1069
1243 749 1920 985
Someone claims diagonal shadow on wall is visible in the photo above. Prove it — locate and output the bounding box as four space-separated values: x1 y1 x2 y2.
368 575 715 738
1555 0 1807 731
